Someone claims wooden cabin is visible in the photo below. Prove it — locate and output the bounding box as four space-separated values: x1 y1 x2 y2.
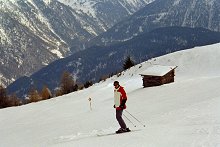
140 65 177 87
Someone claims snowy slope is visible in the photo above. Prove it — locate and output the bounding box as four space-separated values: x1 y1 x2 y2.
1 43 220 147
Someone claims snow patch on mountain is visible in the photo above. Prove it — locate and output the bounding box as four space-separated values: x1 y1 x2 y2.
59 0 97 17
58 0 154 30
173 0 181 6
43 0 52 5
51 49 64 58
0 25 11 44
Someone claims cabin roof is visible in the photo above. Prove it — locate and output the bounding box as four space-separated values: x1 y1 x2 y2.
140 65 177 76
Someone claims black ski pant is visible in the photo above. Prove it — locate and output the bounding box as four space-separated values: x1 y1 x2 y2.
116 109 127 129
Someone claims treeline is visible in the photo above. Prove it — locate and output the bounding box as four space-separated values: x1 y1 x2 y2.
0 85 21 108
0 71 93 109
0 56 135 109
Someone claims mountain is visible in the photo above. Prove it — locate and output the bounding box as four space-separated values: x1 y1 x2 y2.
89 0 220 47
58 0 154 30
1 43 220 146
0 0 151 87
7 27 220 98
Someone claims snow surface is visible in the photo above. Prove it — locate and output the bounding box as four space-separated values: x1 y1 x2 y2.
1 43 220 147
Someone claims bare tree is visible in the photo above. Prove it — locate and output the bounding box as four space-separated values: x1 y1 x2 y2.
28 87 41 103
54 88 63 97
41 85 52 100
0 85 8 108
60 71 75 95
7 94 21 107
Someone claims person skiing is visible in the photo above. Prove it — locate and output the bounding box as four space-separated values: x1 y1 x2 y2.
113 81 130 133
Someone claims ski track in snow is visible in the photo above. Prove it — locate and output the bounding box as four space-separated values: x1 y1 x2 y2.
54 128 120 143
53 128 142 145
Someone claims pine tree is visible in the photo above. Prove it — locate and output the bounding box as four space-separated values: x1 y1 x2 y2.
123 56 135 70
84 81 93 88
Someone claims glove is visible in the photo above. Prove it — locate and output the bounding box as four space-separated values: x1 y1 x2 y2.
119 99 127 109
119 105 124 109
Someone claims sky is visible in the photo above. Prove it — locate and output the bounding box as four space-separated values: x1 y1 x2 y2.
0 43 220 147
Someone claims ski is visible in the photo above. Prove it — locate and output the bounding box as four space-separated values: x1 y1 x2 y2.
97 129 137 137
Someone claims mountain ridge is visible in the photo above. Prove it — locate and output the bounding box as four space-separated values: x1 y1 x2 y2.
88 0 220 47
7 26 220 98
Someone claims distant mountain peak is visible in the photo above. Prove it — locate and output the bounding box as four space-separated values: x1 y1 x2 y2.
58 0 154 27
89 0 220 47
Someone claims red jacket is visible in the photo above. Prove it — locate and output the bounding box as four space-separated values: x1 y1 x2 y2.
114 86 127 110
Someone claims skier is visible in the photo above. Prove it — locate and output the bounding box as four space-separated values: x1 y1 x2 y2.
113 81 130 133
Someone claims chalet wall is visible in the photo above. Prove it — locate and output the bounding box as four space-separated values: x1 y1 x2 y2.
142 70 175 87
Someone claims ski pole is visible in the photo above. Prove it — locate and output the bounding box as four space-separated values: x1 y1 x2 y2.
125 110 146 127
123 114 136 127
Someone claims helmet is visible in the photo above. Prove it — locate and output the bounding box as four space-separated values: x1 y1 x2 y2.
113 81 119 86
